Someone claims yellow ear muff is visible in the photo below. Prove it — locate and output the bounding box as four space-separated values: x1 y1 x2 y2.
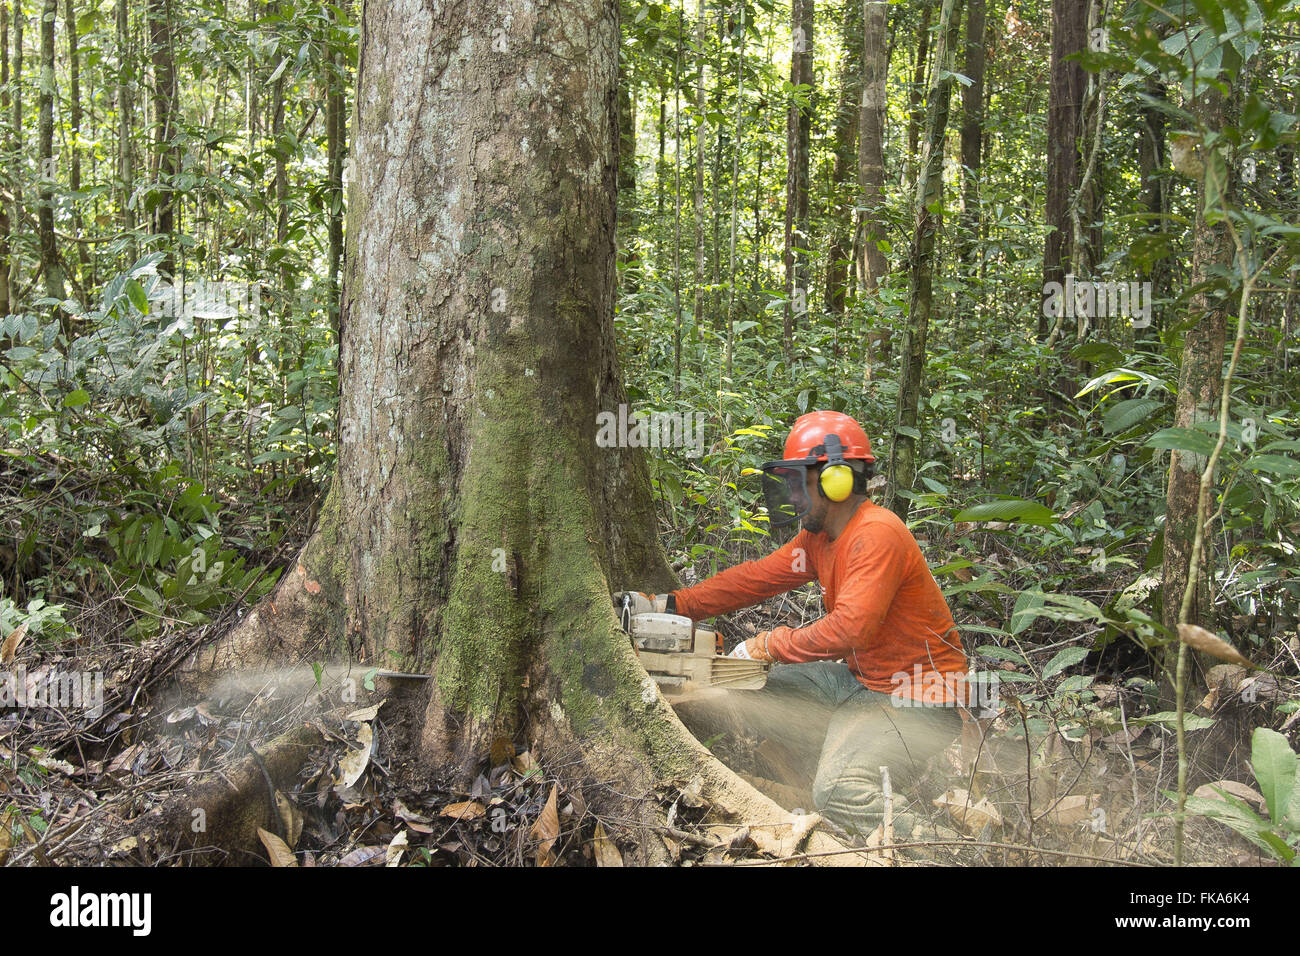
820 464 854 502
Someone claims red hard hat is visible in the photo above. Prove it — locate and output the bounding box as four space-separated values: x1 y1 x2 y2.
783 410 875 463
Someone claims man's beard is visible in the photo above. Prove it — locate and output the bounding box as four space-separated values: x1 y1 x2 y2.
801 507 826 533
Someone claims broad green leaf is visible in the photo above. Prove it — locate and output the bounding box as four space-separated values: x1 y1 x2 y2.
1042 646 1090 680
1147 427 1218 457
1244 454 1300 479
954 498 1057 526
1103 398 1164 435
1252 728 1297 825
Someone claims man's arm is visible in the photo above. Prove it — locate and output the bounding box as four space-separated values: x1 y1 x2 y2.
766 523 908 663
672 533 816 621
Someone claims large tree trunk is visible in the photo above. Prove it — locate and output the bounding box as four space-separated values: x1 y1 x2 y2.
885 0 961 520
189 0 849 865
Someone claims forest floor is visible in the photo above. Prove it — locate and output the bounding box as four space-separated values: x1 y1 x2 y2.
0 494 1290 866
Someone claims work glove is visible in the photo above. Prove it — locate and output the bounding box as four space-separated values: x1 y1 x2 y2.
728 631 775 663
611 591 671 616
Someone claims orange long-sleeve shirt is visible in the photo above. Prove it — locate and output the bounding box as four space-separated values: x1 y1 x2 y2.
671 500 968 703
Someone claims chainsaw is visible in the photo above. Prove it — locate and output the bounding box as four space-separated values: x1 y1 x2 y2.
619 605 770 696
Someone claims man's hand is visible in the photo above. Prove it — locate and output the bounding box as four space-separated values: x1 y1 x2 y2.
611 591 670 616
727 631 775 662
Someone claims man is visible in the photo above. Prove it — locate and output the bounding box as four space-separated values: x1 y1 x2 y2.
616 410 969 837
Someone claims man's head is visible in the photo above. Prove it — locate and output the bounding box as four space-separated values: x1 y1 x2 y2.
759 411 877 532
796 457 873 533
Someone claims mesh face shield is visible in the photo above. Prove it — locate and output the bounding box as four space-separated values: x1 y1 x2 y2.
759 462 815 527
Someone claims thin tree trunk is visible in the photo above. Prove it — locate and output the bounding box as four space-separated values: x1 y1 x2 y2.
783 0 813 364
857 0 889 295
116 0 133 242
886 0 961 520
1040 0 1087 341
693 0 706 353
65 0 88 290
957 0 985 274
1 4 11 316
9 0 23 306
148 0 175 275
1136 75 1168 344
904 0 931 188
822 0 862 324
617 61 639 289
725 2 746 378
1160 85 1234 653
326 10 344 336
38 0 63 300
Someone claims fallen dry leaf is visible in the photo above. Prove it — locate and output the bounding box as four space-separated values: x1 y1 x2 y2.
440 800 486 821
934 788 1002 834
274 791 303 849
530 784 560 866
338 846 385 867
336 723 373 788
344 700 384 722
592 821 622 867
1193 780 1267 810
386 831 409 867
1044 794 1100 827
257 827 298 867
304 579 321 594
1178 624 1252 667
1 623 26 665
393 798 431 825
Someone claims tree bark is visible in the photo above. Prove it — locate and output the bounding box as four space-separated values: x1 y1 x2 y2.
886 0 961 520
188 0 845 862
